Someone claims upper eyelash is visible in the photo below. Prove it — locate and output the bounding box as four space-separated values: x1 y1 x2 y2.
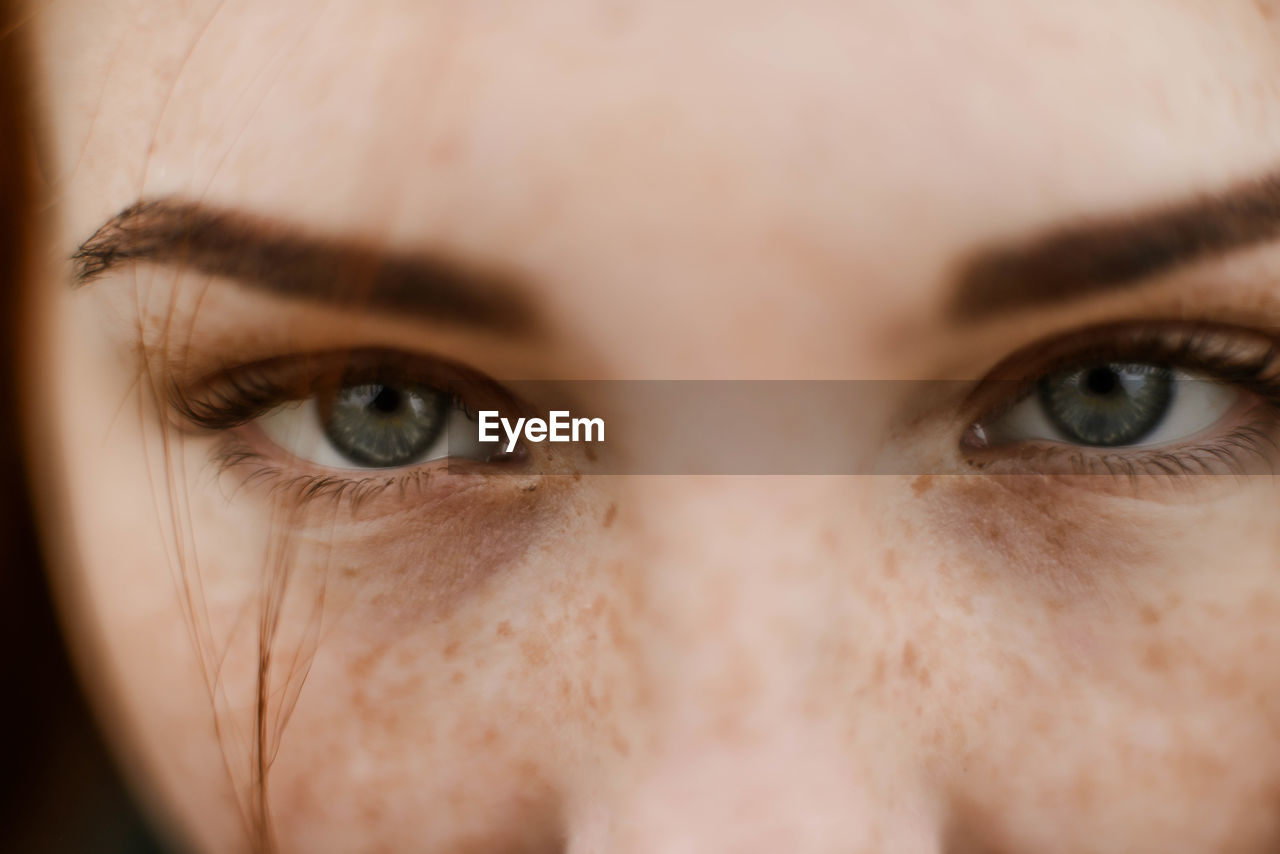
171 350 532 510
165 349 503 433
168 363 304 431
967 322 1280 422
171 323 1280 489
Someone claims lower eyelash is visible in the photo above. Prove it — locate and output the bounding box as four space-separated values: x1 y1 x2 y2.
967 416 1280 479
209 434 438 511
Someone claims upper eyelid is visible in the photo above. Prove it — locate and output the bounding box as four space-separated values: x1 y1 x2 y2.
165 347 531 442
959 322 1280 425
973 321 1276 381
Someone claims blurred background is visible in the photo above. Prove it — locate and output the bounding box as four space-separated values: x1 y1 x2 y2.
1 4 169 852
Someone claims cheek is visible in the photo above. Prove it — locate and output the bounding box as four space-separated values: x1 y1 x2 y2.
944 601 1280 852
261 529 638 852
914 478 1280 851
53 400 605 852
262 628 567 853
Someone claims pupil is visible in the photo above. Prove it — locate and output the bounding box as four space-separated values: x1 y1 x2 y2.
323 382 449 467
369 385 401 414
1084 367 1118 396
1037 362 1174 447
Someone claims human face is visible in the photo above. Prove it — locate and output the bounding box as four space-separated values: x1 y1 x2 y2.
23 1 1280 852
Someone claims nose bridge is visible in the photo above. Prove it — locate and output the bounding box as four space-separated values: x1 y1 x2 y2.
580 478 941 853
623 478 891 719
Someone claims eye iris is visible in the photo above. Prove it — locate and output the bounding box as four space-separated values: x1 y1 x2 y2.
1037 362 1174 447
322 382 448 467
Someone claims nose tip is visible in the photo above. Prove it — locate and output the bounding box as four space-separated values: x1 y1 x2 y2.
565 733 944 854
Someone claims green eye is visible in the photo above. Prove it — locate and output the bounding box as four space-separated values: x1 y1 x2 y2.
320 383 450 467
1036 363 1173 447
254 378 495 471
975 360 1239 452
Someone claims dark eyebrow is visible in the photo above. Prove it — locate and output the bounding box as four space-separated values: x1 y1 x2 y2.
72 198 539 333
949 170 1280 322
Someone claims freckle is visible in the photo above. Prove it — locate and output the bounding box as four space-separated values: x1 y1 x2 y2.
513 759 543 786
443 640 461 660
1248 591 1280 619
445 786 467 812
917 666 931 688
1142 642 1169 672
559 677 573 700
429 136 463 165
1030 707 1054 737
480 726 499 747
359 797 385 826
1068 768 1099 810
610 730 631 757
349 650 379 679
901 641 918 674
1139 604 1161 625
496 621 514 638
607 605 628 649
911 475 935 496
451 670 466 685
883 550 899 579
819 526 839 554
1008 654 1033 682
584 446 598 462
521 638 550 667
603 502 618 528
1216 667 1248 695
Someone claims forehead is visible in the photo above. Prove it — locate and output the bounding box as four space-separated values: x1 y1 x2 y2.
32 0 1280 359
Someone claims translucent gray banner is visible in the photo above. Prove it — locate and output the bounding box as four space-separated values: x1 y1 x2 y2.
443 380 1278 476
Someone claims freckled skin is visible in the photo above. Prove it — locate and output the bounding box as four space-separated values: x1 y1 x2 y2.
22 1 1280 852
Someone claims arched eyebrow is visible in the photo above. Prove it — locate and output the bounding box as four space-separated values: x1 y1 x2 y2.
79 176 1280 332
71 198 540 334
949 170 1280 322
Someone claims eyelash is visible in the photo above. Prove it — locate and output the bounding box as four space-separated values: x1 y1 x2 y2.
167 350 517 509
963 322 1280 477
168 349 509 428
165 322 1280 508
209 434 454 510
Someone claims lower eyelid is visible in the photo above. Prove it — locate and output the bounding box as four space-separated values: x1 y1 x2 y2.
962 403 1280 478
210 429 533 514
